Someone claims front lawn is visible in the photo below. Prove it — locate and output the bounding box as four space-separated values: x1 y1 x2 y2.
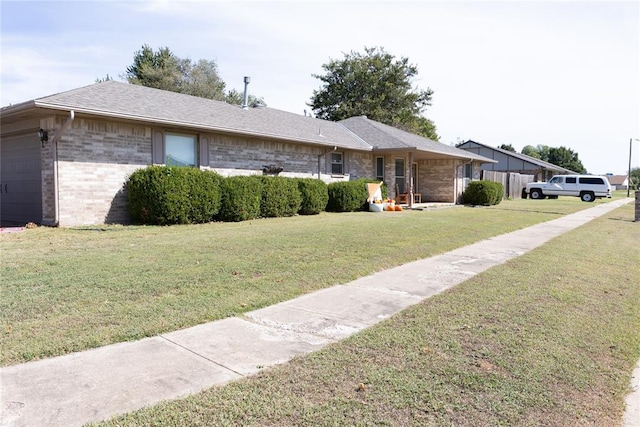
0 196 629 366
94 200 640 426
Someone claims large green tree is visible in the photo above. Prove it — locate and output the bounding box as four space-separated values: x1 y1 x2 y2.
309 47 439 140
520 144 586 173
124 44 264 105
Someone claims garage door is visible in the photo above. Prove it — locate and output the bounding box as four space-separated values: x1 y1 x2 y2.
0 133 42 226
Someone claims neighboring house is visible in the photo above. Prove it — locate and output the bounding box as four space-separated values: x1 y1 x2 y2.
607 175 629 190
457 140 577 181
0 81 495 227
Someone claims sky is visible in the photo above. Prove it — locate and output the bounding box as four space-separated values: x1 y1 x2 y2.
1 0 638 175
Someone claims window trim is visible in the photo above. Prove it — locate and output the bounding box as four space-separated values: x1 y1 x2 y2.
331 152 343 175
375 156 385 182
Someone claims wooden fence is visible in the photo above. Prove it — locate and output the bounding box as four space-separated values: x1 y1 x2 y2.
482 171 535 199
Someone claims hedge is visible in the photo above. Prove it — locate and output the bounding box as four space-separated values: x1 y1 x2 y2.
126 166 222 225
260 176 302 218
218 175 263 222
296 178 329 215
461 180 504 206
326 178 382 212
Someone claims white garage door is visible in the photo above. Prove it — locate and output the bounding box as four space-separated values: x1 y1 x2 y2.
0 133 42 226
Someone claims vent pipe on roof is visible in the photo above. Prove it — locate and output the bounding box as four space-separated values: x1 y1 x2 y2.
242 76 250 109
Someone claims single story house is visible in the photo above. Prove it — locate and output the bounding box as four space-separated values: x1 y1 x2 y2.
1 81 495 227
457 139 577 181
607 175 629 190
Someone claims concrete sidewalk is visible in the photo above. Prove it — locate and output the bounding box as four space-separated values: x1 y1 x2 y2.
1 199 637 427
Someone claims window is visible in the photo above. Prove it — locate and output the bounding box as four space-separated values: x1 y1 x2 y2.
395 158 405 193
549 176 562 184
464 163 472 179
566 177 577 184
375 157 384 181
579 177 604 185
165 134 197 167
331 152 343 175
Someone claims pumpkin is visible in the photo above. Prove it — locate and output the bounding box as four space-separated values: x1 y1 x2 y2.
394 205 403 211
385 205 395 211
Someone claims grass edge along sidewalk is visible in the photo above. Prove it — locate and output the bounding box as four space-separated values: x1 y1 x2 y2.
89 201 640 426
0 197 616 367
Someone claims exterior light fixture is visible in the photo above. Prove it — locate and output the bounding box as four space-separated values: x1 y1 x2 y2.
38 128 49 146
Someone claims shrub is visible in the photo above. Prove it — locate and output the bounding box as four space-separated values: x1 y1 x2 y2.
326 178 371 212
260 176 302 218
462 180 504 206
126 166 222 225
296 178 329 215
218 175 262 222
188 170 223 223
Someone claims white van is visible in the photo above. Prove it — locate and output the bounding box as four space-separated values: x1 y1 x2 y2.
524 175 612 202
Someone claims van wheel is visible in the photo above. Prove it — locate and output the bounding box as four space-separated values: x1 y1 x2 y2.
530 189 544 199
580 192 595 202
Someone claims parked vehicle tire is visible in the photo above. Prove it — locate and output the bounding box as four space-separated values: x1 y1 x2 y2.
580 191 595 202
530 189 544 199
521 188 528 199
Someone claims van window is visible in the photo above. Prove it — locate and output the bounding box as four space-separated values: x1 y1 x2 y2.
550 176 562 183
566 177 577 184
579 177 604 185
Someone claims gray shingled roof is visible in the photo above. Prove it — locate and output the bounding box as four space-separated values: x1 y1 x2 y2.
461 140 578 173
3 81 496 163
340 116 496 162
25 81 371 151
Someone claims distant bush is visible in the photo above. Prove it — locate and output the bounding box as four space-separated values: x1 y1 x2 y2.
326 178 372 212
296 178 329 215
260 176 302 218
218 175 262 222
126 166 222 225
462 181 504 206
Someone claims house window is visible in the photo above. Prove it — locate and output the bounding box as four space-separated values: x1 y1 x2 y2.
165 134 197 167
395 158 405 193
331 152 343 175
375 157 384 181
464 163 472 179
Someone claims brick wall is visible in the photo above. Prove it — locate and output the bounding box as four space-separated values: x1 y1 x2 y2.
56 118 151 226
420 159 457 202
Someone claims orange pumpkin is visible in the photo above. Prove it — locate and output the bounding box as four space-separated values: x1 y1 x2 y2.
385 205 395 211
394 205 403 211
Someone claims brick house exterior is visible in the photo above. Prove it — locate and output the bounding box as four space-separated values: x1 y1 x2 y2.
1 82 494 226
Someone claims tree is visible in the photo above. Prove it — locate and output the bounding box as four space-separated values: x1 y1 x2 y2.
123 44 264 105
521 145 540 159
309 47 439 140
124 45 186 93
95 74 113 83
547 147 586 173
499 144 515 152
520 144 586 173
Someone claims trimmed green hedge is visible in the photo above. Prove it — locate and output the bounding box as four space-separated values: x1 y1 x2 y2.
260 176 302 218
218 175 263 222
127 167 393 224
326 178 383 212
126 166 222 225
296 178 329 215
461 180 504 206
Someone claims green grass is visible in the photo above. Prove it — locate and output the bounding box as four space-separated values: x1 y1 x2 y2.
93 199 640 426
0 195 629 366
